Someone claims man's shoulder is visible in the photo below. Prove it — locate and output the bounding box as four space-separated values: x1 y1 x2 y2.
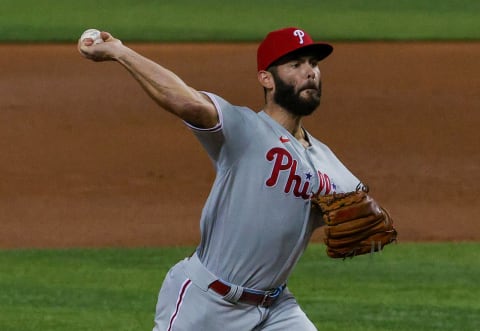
203 92 258 119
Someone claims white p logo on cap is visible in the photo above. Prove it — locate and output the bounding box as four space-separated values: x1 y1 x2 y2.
293 29 305 44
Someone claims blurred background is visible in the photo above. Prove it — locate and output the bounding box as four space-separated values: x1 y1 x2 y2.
0 2 479 331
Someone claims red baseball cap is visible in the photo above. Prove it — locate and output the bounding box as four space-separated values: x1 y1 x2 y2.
257 27 333 71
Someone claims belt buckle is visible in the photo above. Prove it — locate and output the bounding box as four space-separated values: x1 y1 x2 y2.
260 287 281 308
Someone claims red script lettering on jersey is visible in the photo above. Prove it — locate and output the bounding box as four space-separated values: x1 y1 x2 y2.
265 147 333 199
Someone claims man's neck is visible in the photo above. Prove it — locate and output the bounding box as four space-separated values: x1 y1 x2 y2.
264 105 310 147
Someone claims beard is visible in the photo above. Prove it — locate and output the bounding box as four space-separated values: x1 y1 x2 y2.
272 72 321 116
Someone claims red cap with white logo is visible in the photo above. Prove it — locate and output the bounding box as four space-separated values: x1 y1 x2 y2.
257 27 333 72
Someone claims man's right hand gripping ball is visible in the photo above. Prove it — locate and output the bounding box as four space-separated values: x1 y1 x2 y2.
311 184 398 259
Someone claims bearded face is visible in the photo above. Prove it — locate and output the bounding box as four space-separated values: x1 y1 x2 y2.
270 68 322 116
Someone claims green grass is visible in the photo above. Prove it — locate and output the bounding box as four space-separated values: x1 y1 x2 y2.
294 243 480 330
0 248 180 330
0 243 479 331
1 0 480 42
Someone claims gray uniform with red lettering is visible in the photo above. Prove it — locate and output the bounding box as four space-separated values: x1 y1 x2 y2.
152 92 360 331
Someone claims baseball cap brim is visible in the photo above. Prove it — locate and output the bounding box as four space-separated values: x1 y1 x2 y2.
266 43 333 69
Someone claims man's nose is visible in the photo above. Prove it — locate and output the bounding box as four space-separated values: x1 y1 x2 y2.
306 67 319 81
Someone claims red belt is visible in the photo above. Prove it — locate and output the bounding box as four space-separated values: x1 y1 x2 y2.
209 280 285 308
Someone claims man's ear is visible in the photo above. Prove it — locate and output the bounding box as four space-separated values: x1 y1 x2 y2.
257 70 274 89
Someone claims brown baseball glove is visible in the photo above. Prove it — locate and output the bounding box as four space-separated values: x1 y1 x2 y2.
311 184 397 259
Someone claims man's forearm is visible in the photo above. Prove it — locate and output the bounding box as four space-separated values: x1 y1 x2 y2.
115 47 203 117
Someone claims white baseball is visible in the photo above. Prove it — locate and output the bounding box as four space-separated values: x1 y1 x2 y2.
80 28 103 45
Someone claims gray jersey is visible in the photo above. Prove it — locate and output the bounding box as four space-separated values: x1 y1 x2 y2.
186 92 360 290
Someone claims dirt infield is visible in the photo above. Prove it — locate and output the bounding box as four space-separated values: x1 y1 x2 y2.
0 42 478 248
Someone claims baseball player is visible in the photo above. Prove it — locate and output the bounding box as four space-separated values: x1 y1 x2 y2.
78 27 361 330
